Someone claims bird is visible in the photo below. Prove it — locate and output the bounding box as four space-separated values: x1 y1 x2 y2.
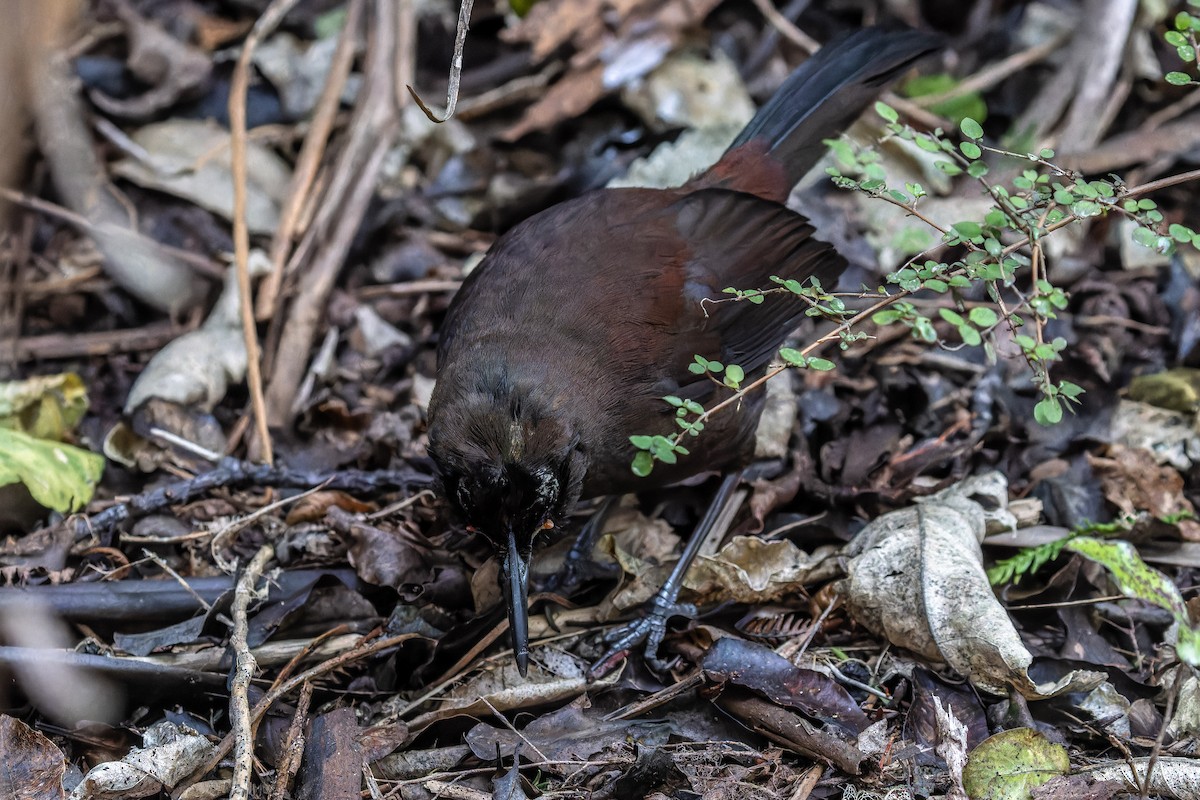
426 28 940 676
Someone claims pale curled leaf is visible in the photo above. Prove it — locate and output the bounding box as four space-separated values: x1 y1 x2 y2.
841 472 1103 697
68 722 213 800
123 253 271 415
111 119 291 234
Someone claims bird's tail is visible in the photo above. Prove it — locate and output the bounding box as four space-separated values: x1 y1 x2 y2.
703 28 940 201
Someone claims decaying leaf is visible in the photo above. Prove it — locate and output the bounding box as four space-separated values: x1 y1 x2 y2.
1108 399 1200 471
68 721 213 800
500 0 723 140
841 472 1103 697
0 373 89 440
111 119 291 234
962 728 1069 800
105 253 271 469
1088 444 1200 539
0 715 68 799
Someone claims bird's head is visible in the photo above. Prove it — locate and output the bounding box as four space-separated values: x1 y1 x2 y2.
427 390 586 675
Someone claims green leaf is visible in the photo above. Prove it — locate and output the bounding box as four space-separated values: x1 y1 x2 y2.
1169 223 1196 243
631 451 654 477
1132 226 1159 249
914 135 943 153
959 325 982 346
924 279 949 293
1038 148 1055 158
875 101 899 123
1033 397 1063 425
872 309 904 325
0 428 104 514
969 306 999 327
960 141 982 159
1067 536 1200 666
1058 381 1085 400
901 73 987 124
1166 30 1187 46
629 435 654 449
1166 71 1193 85
967 161 989 178
313 6 349 37
938 308 964 325
806 357 835 371
960 117 984 140
962 728 1068 800
952 221 983 239
0 373 90 440
778 347 806 367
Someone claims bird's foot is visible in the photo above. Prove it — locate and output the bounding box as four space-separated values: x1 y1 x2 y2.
589 594 696 677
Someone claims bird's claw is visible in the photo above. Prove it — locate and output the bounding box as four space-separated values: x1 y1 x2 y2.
589 596 695 677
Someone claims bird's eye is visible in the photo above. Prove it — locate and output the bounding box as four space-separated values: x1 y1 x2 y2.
542 519 554 530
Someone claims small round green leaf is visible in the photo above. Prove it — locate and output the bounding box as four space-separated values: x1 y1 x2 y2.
778 347 806 367
960 117 984 140
1034 396 1063 425
969 307 999 327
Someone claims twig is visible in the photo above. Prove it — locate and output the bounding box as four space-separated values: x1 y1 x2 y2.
257 0 364 320
356 279 463 298
181 632 418 789
269 681 312 800
229 0 303 467
748 0 817 53
0 188 225 280
228 544 274 800
11 319 186 362
261 0 406 437
209 478 332 571
69 458 431 539
408 0 473 121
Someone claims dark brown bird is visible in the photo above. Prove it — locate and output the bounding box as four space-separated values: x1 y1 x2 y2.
427 28 939 675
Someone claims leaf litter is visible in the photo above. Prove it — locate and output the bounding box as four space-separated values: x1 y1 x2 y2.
1 0 1200 797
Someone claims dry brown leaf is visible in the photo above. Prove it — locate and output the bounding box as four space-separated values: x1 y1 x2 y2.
500 0 722 140
1087 444 1200 540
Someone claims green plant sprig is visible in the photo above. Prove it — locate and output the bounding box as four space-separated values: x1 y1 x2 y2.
628 69 1200 476
1165 3 1200 87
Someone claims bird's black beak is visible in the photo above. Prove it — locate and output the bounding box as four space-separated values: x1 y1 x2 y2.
501 527 531 676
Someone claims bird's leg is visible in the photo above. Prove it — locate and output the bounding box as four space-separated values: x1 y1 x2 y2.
590 472 744 676
540 496 620 594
